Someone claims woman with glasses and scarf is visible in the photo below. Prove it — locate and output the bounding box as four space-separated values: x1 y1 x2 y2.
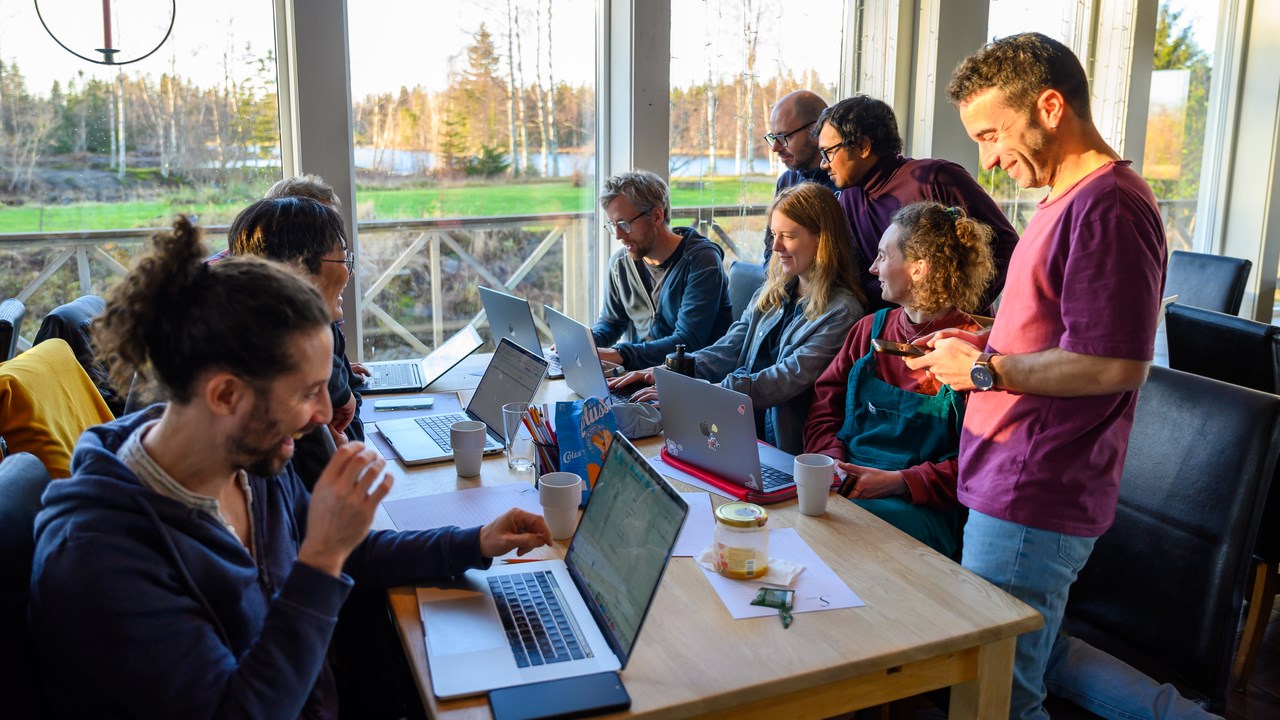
229 195 362 490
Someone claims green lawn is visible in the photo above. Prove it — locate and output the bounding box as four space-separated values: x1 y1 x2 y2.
0 177 777 234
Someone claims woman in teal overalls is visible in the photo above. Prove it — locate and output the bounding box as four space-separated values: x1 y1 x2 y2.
803 203 996 558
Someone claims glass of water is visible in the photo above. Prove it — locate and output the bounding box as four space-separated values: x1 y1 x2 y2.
502 402 536 473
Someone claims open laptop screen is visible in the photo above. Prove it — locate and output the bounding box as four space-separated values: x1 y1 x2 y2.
565 436 687 667
467 338 547 432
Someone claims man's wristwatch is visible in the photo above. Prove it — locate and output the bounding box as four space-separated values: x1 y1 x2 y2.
970 352 999 391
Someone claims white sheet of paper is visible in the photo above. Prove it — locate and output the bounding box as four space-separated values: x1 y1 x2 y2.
699 528 864 619
647 455 735 500
381 483 542 532
672 492 715 557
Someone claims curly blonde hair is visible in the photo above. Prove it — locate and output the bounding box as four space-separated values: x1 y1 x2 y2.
890 202 996 315
757 183 865 320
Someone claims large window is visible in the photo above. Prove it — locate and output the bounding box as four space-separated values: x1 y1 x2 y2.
1140 0 1219 256
347 0 597 361
668 0 844 264
0 0 281 347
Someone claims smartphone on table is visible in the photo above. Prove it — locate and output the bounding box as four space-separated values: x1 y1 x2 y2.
373 397 435 411
870 338 926 358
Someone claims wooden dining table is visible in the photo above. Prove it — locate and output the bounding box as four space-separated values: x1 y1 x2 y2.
366 354 1041 719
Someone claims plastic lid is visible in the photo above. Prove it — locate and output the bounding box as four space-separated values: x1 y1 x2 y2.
715 502 768 528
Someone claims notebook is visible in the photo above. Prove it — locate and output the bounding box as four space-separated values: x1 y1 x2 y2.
653 367 798 503
543 306 634 405
478 286 564 378
376 338 547 465
360 325 484 394
417 434 688 698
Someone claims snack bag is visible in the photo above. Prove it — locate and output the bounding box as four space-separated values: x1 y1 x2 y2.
555 397 617 507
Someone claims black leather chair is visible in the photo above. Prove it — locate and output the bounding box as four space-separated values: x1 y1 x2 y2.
1052 366 1280 715
34 295 123 416
1165 250 1252 315
0 452 53 718
0 298 25 362
1166 303 1280 393
1165 303 1280 689
727 260 766 322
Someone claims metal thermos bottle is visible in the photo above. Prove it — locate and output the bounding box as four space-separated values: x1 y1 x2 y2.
664 344 696 377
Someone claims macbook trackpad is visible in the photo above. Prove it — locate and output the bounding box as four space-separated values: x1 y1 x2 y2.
421 592 510 656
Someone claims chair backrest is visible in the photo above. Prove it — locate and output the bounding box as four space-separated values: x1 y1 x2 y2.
0 338 115 479
1165 250 1252 315
1166 302 1280 394
0 298 25 362
0 452 52 717
33 295 123 416
728 260 766 322
1063 366 1280 713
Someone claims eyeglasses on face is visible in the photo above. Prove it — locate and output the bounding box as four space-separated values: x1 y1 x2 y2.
319 250 355 274
819 141 848 165
604 209 650 235
762 120 816 148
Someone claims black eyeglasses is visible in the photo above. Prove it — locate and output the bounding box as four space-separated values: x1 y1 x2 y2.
319 250 355 275
819 141 847 164
604 209 650 235
763 120 816 148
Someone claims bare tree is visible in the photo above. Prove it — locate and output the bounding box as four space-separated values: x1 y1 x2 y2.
505 0 521 176
533 4 549 176
739 0 763 175
114 69 126 180
545 0 559 177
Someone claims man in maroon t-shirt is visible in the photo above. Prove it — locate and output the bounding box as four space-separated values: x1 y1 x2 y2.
911 34 1212 719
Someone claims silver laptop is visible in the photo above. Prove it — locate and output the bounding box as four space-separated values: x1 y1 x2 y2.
376 338 547 465
360 325 484 394
543 306 634 405
418 434 688 698
478 286 564 378
653 367 796 494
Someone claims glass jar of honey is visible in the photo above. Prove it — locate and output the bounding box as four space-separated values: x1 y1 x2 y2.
712 502 769 579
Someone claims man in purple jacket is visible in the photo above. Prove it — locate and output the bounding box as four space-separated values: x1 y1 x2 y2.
29 217 551 719
815 95 1019 312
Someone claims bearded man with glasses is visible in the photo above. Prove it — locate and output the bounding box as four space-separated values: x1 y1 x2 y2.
760 90 836 263
816 95 1019 313
591 170 734 371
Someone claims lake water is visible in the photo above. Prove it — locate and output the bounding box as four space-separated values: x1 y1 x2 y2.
353 147 777 178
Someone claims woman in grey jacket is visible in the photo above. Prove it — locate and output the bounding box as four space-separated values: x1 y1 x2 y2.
611 182 867 454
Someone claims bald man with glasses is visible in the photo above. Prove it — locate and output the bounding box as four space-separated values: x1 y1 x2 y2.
816 95 1020 313
761 90 836 263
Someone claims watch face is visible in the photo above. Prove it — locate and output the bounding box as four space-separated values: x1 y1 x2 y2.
970 364 995 391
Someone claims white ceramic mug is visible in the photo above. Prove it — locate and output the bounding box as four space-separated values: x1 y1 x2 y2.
450 420 487 477
794 453 835 516
538 471 584 539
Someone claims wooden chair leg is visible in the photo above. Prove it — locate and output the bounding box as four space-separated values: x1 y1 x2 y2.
1233 558 1277 690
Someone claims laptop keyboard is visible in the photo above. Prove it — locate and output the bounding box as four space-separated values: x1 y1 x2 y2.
760 464 794 491
489 571 592 668
368 363 415 389
413 413 492 452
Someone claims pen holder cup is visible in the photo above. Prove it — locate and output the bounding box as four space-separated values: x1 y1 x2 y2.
534 440 560 476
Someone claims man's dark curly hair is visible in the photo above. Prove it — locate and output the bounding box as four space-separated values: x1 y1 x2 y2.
947 32 1092 122
813 95 902 159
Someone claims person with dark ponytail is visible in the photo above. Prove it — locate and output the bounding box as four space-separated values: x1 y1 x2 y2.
227 195 363 489
804 202 995 557
29 216 550 719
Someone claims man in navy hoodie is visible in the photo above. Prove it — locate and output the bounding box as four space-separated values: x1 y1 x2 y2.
28 216 550 719
592 170 734 371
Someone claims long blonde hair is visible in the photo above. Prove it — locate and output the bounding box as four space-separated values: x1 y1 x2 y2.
758 183 865 320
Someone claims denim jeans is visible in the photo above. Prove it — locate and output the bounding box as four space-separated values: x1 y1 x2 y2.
961 511 1219 720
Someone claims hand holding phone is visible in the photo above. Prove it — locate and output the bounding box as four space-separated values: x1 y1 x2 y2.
870 338 926 358
373 397 435 411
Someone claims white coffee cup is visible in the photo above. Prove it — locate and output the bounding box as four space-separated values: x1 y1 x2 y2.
538 471 584 539
794 453 835 517
450 420 488 478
